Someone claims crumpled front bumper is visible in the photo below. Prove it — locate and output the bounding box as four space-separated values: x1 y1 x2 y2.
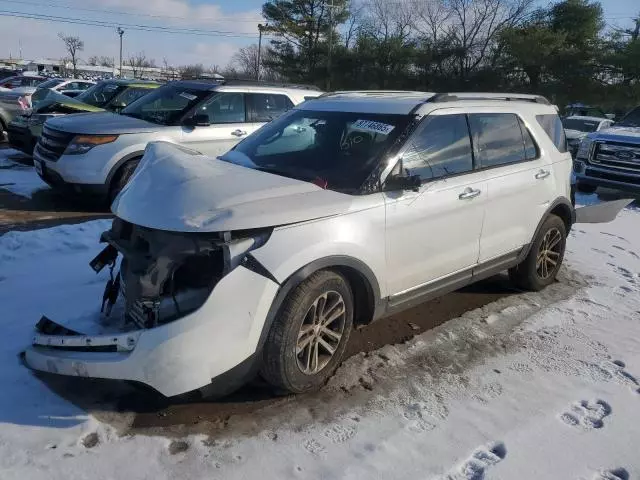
24 265 279 397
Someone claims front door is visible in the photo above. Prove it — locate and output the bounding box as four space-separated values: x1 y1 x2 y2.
181 92 261 157
384 113 487 296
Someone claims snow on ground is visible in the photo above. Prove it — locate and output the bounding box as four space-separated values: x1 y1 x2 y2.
0 197 639 480
0 148 48 198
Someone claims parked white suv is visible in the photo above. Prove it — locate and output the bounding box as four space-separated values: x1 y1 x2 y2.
32 80 322 202
25 92 576 399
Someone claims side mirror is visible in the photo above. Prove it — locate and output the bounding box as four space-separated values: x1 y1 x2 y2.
110 100 127 113
183 113 210 128
605 113 615 120
385 174 421 192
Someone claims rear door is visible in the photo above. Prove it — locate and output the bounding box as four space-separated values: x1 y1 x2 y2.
384 112 487 296
469 110 555 262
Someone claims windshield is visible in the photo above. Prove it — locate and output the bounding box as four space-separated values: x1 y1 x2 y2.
219 109 411 193
77 82 125 107
37 78 64 89
562 118 600 132
617 107 640 127
121 85 209 125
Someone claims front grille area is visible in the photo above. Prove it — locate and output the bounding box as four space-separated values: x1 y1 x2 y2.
590 141 640 172
35 125 75 162
585 168 640 186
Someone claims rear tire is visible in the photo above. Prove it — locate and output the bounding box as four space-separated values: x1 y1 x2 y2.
108 158 140 205
509 214 567 291
576 181 597 194
261 270 353 394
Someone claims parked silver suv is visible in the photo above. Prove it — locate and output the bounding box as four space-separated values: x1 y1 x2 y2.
33 80 322 202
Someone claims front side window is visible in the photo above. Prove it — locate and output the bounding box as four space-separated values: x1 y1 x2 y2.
402 114 473 180
121 85 207 125
220 110 411 193
470 113 530 167
536 114 567 152
198 92 246 124
247 93 294 122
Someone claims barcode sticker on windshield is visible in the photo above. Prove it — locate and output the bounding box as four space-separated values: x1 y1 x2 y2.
352 119 395 135
179 92 197 101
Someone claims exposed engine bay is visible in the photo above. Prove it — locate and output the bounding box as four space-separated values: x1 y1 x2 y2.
88 217 271 330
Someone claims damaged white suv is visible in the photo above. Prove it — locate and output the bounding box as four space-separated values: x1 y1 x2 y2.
25 92 576 399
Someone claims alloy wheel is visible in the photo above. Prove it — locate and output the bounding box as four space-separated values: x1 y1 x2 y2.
536 227 563 279
296 290 346 375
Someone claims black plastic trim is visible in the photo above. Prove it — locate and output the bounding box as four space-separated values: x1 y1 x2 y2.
256 256 382 351
384 249 523 317
243 253 280 285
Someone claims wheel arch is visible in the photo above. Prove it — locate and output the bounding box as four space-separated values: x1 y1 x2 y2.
255 255 382 352
520 196 574 262
106 151 145 188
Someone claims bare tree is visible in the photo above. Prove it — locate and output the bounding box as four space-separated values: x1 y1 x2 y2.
445 0 535 78
344 0 365 48
89 55 115 67
412 0 453 44
127 52 155 79
231 45 261 79
162 57 179 80
179 64 205 79
58 33 84 77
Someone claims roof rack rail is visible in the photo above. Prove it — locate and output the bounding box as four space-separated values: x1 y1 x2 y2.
220 79 322 91
319 90 432 98
428 92 551 105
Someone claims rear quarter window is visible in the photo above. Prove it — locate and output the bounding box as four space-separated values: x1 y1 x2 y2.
535 114 567 153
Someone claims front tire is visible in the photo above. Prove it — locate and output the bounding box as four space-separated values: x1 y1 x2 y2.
261 270 353 394
108 158 140 204
509 214 567 291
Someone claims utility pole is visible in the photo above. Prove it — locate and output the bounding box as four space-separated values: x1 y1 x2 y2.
326 0 338 91
257 23 265 80
116 27 124 78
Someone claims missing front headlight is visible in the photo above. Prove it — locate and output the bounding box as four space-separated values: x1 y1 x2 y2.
94 219 272 329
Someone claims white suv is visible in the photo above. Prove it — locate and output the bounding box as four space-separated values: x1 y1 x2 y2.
25 91 575 399
32 80 321 202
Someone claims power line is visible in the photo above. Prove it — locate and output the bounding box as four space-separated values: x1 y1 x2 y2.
0 10 265 38
0 0 263 23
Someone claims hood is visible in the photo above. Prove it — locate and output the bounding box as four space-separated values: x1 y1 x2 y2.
32 90 103 114
46 111 160 134
111 142 354 232
589 125 640 143
564 129 587 140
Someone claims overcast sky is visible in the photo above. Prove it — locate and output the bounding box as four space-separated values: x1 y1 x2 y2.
0 0 637 69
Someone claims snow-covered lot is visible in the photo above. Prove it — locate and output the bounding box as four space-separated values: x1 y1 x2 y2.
1 159 640 479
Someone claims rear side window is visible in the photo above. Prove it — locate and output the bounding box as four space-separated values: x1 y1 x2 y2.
469 113 532 168
247 93 294 122
535 114 567 152
402 114 473 180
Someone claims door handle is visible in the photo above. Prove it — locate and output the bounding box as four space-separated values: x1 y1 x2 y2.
231 129 247 137
535 169 550 179
458 187 481 200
